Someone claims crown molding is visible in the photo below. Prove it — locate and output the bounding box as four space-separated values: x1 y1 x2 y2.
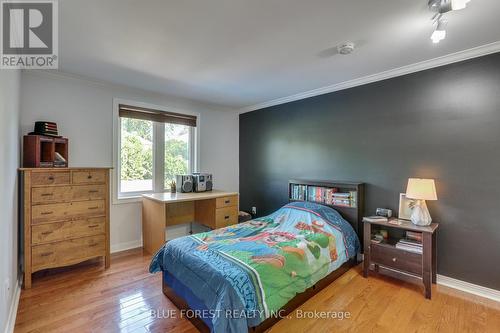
239 41 500 114
22 70 235 113
23 69 165 97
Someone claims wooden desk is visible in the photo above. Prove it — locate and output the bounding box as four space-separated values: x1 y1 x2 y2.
142 190 239 254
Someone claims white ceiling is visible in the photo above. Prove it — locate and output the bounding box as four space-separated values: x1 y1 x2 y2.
58 0 500 109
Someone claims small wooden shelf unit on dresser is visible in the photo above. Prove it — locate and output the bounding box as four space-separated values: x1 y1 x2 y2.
20 168 111 288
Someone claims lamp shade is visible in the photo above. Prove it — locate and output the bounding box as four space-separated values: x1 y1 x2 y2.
406 178 437 201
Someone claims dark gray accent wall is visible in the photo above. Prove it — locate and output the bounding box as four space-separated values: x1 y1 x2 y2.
239 52 500 290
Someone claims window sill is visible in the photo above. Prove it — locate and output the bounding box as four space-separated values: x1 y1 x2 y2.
113 195 144 205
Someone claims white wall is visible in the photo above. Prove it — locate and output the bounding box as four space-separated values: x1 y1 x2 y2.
0 70 21 332
20 71 239 252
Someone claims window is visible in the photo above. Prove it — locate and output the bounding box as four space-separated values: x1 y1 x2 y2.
164 123 191 188
120 117 154 192
115 102 197 200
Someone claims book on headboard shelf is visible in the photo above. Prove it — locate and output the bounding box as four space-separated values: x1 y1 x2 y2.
289 181 358 209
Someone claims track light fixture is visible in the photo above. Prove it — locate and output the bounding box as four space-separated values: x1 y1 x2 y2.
428 0 471 14
431 17 447 43
427 0 472 44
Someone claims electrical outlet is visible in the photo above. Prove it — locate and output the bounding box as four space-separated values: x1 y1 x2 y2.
3 278 10 299
251 206 257 215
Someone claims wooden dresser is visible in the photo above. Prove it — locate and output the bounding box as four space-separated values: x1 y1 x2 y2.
20 168 111 288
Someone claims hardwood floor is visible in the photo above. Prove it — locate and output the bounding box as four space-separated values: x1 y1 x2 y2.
15 248 500 333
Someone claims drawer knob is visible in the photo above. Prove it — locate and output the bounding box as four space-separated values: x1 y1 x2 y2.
224 200 230 204
48 176 54 181
392 257 397 262
88 190 99 193
87 175 93 179
88 224 99 228
224 215 230 219
89 243 98 247
41 211 53 215
88 206 99 210
41 231 53 235
40 252 53 257
41 193 54 197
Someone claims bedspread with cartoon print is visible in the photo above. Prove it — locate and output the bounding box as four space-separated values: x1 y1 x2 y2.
149 201 360 333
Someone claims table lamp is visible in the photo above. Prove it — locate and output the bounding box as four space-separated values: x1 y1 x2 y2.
405 178 437 226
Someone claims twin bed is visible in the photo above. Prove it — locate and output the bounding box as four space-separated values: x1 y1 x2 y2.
150 181 364 333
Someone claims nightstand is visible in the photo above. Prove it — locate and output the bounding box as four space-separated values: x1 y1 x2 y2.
363 218 439 299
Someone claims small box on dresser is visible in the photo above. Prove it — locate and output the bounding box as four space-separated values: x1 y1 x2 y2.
20 167 111 289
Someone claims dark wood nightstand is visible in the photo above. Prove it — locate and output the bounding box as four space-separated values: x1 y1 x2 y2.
363 218 439 299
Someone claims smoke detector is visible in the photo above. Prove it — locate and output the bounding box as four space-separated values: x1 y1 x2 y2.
337 42 355 55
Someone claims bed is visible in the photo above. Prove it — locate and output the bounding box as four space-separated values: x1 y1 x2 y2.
150 181 364 333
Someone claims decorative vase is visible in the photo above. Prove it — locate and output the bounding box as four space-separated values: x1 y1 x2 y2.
410 199 432 226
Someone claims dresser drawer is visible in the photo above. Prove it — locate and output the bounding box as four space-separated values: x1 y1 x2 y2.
72 170 106 184
71 185 106 201
371 243 422 276
32 235 105 272
32 185 106 204
31 171 70 186
215 206 238 228
216 195 238 208
31 200 106 224
32 217 105 245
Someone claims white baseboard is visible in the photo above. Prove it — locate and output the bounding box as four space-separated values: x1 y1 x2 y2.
4 278 21 333
437 274 500 303
110 239 143 253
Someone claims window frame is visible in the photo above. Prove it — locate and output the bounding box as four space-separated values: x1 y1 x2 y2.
112 98 199 204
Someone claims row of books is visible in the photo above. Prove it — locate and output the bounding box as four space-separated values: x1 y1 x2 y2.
290 184 357 208
395 238 423 254
290 184 308 201
331 190 357 207
308 186 338 204
406 230 423 242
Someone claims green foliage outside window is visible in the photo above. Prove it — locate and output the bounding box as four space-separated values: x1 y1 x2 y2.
165 139 188 185
165 123 189 185
120 118 153 181
120 119 189 184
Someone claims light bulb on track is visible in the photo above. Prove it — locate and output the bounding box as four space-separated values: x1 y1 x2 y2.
451 0 471 10
431 18 447 44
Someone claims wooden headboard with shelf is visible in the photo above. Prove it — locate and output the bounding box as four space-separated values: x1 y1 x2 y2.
288 179 365 239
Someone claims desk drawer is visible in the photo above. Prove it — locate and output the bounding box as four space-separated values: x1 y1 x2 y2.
31 172 70 186
32 200 105 224
216 195 238 208
32 217 105 245
72 170 106 184
32 235 105 271
371 243 422 276
32 185 106 204
215 206 238 228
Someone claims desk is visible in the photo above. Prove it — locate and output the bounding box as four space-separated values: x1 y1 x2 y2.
142 190 239 254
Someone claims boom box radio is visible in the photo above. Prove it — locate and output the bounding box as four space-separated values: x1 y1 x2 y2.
193 173 213 192
176 175 193 193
